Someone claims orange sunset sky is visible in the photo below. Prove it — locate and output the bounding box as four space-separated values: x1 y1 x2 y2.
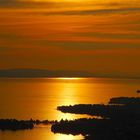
0 0 140 77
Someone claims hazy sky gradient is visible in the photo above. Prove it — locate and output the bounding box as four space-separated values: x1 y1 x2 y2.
0 0 140 77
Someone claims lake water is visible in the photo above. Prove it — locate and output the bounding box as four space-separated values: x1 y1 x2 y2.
0 78 140 140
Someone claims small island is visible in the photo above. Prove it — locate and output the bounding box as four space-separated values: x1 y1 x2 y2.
0 119 34 131
0 119 52 131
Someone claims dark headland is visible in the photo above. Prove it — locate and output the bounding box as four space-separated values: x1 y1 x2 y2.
52 97 140 140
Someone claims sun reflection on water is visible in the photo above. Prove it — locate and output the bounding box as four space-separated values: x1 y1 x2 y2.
43 77 92 121
55 134 84 140
52 81 84 120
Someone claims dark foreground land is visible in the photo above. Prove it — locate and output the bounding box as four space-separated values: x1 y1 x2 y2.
0 119 51 131
52 97 140 140
1 97 140 140
0 119 34 131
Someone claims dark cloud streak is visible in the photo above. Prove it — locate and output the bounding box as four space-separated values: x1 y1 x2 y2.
36 7 140 16
0 0 55 8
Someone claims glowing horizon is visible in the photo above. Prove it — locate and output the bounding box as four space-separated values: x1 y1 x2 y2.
56 77 82 80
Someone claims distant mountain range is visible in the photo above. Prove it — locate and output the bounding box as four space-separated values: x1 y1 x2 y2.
0 69 93 78
0 69 139 79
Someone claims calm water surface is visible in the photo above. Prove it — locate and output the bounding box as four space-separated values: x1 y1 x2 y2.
0 78 140 140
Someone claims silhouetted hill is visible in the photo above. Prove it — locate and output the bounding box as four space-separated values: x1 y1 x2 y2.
0 69 140 78
0 69 93 78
